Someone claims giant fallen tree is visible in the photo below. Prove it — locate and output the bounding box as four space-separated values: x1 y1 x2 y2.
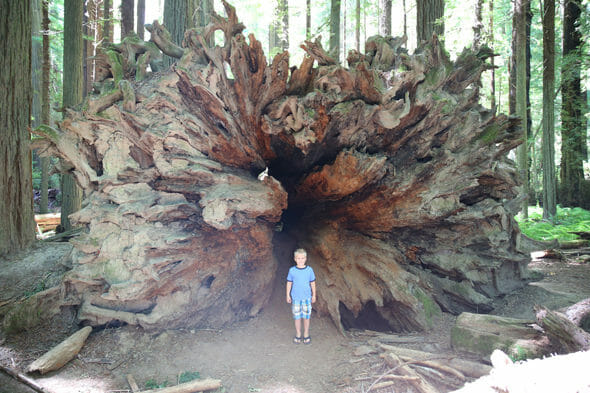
31 1 529 333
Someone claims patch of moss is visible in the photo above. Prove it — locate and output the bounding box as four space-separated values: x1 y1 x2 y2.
412 287 441 328
478 124 500 144
2 297 43 334
106 50 124 85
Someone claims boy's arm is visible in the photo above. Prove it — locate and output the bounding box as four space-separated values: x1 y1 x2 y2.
310 281 316 303
286 281 292 303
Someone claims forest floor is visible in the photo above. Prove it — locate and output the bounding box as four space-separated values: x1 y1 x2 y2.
1 242 590 393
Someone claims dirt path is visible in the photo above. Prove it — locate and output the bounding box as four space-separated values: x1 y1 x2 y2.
1 243 590 393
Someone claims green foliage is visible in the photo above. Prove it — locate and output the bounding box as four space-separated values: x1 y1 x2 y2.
178 371 201 383
508 344 529 362
516 205 590 242
145 378 169 389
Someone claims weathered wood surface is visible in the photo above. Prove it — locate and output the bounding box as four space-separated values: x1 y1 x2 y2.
535 305 590 352
32 0 529 332
450 312 550 360
27 326 92 374
141 378 222 393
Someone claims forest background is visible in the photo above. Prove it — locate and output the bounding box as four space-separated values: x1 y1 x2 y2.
1 0 589 256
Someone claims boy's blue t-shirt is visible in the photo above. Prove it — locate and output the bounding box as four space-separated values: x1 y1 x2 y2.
287 265 316 301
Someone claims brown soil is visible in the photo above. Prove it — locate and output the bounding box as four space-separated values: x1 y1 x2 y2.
1 243 589 393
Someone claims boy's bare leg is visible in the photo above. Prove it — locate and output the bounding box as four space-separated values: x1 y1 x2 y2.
294 318 302 338
303 318 310 338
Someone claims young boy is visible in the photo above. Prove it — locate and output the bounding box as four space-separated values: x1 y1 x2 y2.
286 248 316 344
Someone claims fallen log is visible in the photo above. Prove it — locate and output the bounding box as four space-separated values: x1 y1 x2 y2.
450 312 549 360
561 297 590 331
376 343 492 378
140 378 222 393
535 305 590 352
27 326 92 374
34 0 530 333
0 364 52 393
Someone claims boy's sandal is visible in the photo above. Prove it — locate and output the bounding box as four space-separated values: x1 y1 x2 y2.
293 336 302 344
303 336 311 344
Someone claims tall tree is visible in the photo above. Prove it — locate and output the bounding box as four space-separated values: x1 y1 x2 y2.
306 0 312 40
0 0 36 255
163 0 198 68
61 0 84 231
416 0 444 44
514 0 529 218
32 0 43 213
104 0 113 43
488 0 496 109
121 0 135 38
560 0 586 207
40 0 51 214
379 0 392 36
329 0 341 59
473 0 483 98
542 0 556 219
355 0 360 51
137 0 146 39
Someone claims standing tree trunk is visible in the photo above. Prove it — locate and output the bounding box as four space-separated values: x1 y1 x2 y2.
355 0 360 51
379 0 392 36
472 0 483 99
514 0 529 219
306 0 312 40
61 0 84 231
489 0 496 109
32 0 43 214
416 0 444 44
329 0 341 59
163 0 198 68
560 0 586 207
0 0 36 256
104 0 112 43
542 0 556 219
121 0 135 39
137 0 146 40
40 0 51 214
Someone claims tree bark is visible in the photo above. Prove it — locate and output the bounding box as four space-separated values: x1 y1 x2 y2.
137 0 146 40
560 0 586 208
416 0 444 44
542 0 556 219
306 0 312 40
121 0 135 39
34 1 529 333
163 0 199 68
61 0 84 231
355 0 360 51
329 0 341 60
488 0 495 109
514 0 529 219
379 0 392 36
40 0 51 214
104 0 113 43
0 0 36 256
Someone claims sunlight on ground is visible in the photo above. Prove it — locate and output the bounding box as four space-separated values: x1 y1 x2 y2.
256 382 309 393
38 375 111 393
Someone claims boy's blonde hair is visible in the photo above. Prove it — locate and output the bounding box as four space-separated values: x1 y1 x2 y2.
294 248 307 257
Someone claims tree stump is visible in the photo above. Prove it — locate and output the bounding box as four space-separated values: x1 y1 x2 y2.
32 0 529 332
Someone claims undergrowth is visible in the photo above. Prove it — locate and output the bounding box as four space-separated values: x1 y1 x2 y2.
516 206 590 242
